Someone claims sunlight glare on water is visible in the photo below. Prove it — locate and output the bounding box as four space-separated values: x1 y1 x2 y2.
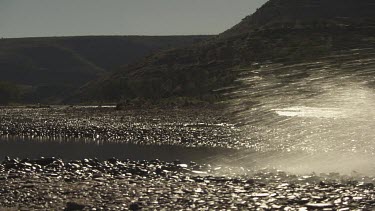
225 48 375 174
273 107 346 118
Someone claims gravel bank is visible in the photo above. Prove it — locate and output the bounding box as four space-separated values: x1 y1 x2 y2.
1 157 375 210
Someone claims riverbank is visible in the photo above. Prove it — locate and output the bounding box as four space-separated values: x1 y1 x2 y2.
0 106 241 149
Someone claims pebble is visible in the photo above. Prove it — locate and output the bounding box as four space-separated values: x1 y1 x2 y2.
0 156 374 210
0 107 238 149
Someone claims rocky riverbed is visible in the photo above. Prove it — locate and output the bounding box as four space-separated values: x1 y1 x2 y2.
0 106 241 149
1 106 375 210
0 157 375 210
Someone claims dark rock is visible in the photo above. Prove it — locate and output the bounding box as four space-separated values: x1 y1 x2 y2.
107 157 118 164
246 179 255 184
64 202 86 211
129 202 143 211
32 157 58 166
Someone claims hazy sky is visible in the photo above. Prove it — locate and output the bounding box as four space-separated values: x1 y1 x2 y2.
0 0 267 38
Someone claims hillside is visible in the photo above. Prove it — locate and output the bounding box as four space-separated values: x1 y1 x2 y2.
224 0 375 36
0 35 211 104
75 0 375 104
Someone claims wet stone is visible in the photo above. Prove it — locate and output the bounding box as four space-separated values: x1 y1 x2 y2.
129 202 144 211
306 202 334 208
64 202 86 211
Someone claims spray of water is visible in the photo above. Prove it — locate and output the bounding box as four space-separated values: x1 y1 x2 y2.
225 48 375 175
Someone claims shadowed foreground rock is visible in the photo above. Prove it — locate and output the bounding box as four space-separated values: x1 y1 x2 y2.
0 157 375 210
64 202 86 211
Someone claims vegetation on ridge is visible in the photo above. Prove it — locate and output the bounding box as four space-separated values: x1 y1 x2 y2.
75 13 375 104
0 35 211 104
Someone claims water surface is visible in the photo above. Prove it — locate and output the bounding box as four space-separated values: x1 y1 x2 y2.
0 136 233 163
